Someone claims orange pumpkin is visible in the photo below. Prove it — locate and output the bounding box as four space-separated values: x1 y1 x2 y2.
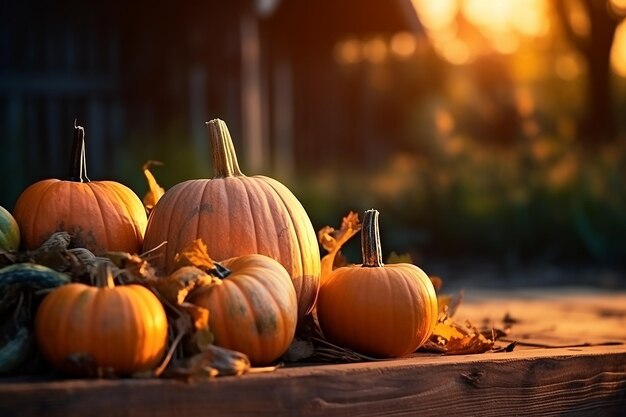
35 262 168 375
188 254 297 365
143 119 320 322
13 123 147 254
316 209 438 358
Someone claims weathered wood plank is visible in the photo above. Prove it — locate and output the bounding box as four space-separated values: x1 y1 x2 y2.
2 290 624 416
1 345 625 417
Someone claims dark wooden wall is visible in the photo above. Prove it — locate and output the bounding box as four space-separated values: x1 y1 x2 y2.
0 0 429 208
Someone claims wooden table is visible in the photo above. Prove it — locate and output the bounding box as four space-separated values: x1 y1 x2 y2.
1 288 625 416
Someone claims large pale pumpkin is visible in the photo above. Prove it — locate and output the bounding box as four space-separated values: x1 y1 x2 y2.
143 119 320 321
13 123 147 254
35 263 168 375
0 205 20 251
188 254 297 365
316 209 438 358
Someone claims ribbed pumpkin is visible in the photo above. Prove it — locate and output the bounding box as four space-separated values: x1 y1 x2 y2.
13 123 147 254
143 119 320 321
0 205 20 251
317 209 438 358
35 263 168 375
188 254 297 365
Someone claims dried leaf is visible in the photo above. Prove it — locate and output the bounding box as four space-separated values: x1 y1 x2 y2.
152 266 218 305
188 327 215 353
39 232 72 252
503 312 520 327
438 290 464 317
318 211 361 283
432 321 466 342
104 251 157 283
167 344 251 379
142 160 165 213
30 232 73 271
179 301 210 331
67 248 98 266
444 332 494 355
426 317 495 355
173 240 217 272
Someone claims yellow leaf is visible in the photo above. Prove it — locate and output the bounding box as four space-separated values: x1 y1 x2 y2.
437 290 463 317
432 321 465 342
180 301 211 331
174 240 217 272
318 211 361 284
142 160 165 213
386 251 412 264
153 266 218 305
429 317 495 355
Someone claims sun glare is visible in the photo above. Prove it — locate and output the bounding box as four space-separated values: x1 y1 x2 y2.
413 0 550 64
610 0 626 13
411 0 457 31
611 21 626 77
364 37 388 64
390 32 417 58
334 39 362 65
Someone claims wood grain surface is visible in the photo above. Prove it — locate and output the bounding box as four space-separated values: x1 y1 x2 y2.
1 288 625 417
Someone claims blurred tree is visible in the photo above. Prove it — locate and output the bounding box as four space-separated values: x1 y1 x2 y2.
555 0 626 145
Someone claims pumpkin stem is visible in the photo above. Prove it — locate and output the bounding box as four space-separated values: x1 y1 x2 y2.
70 120 90 183
96 262 116 289
361 209 384 268
206 119 244 178
212 262 231 279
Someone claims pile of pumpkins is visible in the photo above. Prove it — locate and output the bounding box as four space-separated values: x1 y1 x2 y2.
0 119 437 376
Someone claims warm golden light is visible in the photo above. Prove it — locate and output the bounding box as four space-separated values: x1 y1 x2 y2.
438 40 472 66
611 21 626 77
363 37 388 64
412 0 457 31
568 0 591 37
492 33 520 55
435 107 455 136
555 53 583 80
334 39 362 65
515 88 535 117
610 0 626 13
462 0 513 33
390 32 417 58
412 0 550 63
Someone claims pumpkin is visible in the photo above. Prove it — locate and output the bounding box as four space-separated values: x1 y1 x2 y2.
13 123 147 254
143 119 320 322
35 262 168 375
188 254 297 365
0 206 20 251
316 209 438 358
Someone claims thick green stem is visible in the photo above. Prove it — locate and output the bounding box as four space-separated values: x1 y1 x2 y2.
361 209 384 268
69 120 90 183
96 262 115 289
206 119 244 178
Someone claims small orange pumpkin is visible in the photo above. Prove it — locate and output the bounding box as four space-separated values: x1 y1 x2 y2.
316 209 438 358
13 122 147 254
143 119 320 322
188 254 297 365
35 263 168 375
